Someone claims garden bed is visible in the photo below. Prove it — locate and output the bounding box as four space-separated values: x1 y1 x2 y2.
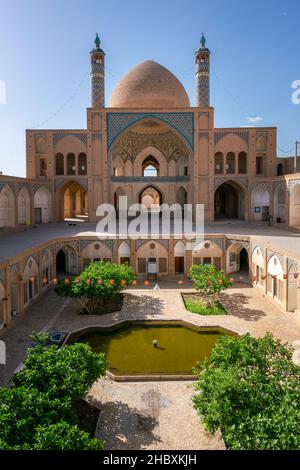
182 293 227 316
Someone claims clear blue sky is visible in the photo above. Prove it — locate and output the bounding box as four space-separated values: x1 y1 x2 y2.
0 0 299 176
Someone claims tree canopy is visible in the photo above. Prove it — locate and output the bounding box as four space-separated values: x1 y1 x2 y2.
55 261 136 314
0 339 107 450
189 264 232 307
193 333 300 450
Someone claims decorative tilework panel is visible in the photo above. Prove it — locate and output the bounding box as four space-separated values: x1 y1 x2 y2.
107 112 194 151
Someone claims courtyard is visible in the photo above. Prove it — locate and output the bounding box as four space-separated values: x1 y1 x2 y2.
1 279 300 449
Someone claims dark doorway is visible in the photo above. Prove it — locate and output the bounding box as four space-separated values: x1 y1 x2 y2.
239 248 249 272
56 249 66 274
214 182 244 220
34 208 42 224
277 164 284 176
175 256 185 274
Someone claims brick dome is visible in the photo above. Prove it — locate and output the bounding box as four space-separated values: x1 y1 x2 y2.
109 60 190 108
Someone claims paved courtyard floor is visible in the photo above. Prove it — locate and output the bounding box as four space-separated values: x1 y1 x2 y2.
2 221 300 263
1 280 300 449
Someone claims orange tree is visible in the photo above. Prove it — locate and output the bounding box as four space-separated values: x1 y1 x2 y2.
189 264 232 308
55 260 136 314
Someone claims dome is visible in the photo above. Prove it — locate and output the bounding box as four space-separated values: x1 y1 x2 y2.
110 60 190 108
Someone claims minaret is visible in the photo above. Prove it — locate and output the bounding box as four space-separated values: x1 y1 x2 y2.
90 33 105 108
195 33 210 107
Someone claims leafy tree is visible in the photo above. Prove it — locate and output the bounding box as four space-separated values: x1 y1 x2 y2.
0 386 72 447
0 342 107 450
14 342 107 401
189 264 232 308
193 334 300 450
33 422 104 450
55 260 136 314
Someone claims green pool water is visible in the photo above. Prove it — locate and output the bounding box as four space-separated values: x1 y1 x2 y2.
71 323 229 376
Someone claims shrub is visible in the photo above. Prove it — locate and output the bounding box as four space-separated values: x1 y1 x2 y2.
55 261 136 314
14 342 107 401
0 341 107 450
33 422 104 450
193 334 300 450
189 264 232 308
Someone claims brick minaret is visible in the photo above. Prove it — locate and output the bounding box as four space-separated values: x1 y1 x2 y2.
90 33 105 108
195 33 210 107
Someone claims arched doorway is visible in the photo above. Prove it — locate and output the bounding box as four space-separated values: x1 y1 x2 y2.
267 255 284 304
58 182 88 221
277 163 284 176
251 186 270 222
227 243 249 276
0 185 15 228
56 245 78 275
18 187 31 225
176 186 187 208
118 241 130 265
252 246 265 288
34 188 52 224
174 241 186 274
41 249 53 288
56 250 66 274
142 156 159 176
240 248 249 272
215 181 245 220
290 184 300 228
114 187 126 213
273 184 286 224
139 186 162 211
23 257 39 305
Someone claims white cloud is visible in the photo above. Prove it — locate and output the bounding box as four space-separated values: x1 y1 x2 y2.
246 115 263 123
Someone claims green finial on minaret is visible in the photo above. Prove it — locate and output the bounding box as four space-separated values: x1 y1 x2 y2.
95 33 100 50
200 32 206 49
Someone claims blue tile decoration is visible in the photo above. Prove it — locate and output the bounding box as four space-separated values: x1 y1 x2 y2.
107 112 194 151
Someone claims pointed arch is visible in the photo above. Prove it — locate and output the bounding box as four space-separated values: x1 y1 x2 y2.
251 185 270 222
118 241 131 264
290 183 300 228
139 185 163 209
34 187 52 224
0 184 15 228
192 240 223 270
215 180 246 220
176 186 187 207
23 256 39 305
226 242 249 275
18 186 31 225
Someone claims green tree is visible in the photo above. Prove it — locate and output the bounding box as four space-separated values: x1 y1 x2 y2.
0 386 72 447
14 342 107 401
0 342 107 450
189 264 232 308
193 334 300 450
55 260 136 314
33 422 104 450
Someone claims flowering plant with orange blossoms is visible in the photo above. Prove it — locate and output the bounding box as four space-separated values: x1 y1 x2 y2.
55 261 136 314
